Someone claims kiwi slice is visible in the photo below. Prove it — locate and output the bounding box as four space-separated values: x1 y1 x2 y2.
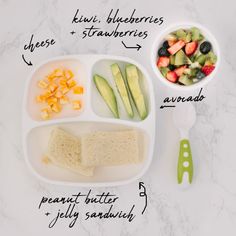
174 50 192 66
179 75 193 86
176 29 187 40
196 54 206 65
160 67 170 77
170 55 175 65
191 27 204 41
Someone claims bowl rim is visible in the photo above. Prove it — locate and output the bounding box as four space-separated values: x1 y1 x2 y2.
151 22 220 91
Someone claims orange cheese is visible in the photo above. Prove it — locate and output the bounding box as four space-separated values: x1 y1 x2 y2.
72 100 82 110
36 68 83 120
73 86 84 94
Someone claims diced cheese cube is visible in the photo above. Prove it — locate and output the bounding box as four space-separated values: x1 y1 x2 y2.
46 105 53 113
55 90 63 98
43 90 53 99
54 68 63 77
37 80 48 89
63 69 74 80
61 86 70 94
72 100 82 110
36 95 46 103
59 78 67 87
47 75 59 82
51 102 61 113
60 95 69 104
40 108 50 120
48 83 58 92
73 86 84 94
47 97 58 106
47 69 63 82
67 79 77 88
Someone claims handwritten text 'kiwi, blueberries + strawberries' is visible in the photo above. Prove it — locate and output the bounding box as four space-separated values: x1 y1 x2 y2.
71 9 164 49
38 183 147 228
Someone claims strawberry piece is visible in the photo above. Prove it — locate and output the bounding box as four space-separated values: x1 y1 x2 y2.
174 65 187 77
166 71 178 83
185 41 198 55
157 56 170 67
201 65 215 75
167 40 186 55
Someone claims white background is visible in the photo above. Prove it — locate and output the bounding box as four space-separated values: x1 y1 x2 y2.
0 0 236 235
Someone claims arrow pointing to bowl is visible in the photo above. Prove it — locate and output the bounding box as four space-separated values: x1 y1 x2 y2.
121 41 141 51
22 54 33 66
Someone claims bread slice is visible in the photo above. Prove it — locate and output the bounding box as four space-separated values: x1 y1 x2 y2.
47 128 94 176
81 130 140 167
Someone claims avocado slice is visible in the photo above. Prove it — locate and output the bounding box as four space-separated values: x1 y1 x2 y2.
125 65 147 120
174 50 192 66
111 64 134 118
94 74 119 118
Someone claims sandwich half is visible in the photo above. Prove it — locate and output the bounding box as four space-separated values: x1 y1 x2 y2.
47 128 94 176
81 130 140 167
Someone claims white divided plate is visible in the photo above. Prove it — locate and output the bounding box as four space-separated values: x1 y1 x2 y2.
22 55 156 187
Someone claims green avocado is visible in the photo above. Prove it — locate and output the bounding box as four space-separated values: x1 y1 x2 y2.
111 63 134 118
125 65 147 120
94 74 119 118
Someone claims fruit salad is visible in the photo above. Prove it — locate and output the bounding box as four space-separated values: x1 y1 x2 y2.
156 27 217 86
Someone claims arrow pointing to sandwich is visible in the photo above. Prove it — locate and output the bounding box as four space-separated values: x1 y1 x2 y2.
138 182 147 215
139 181 145 190
160 105 176 109
121 41 141 51
22 54 33 66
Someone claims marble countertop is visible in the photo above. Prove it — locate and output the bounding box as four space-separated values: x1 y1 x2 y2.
1 0 236 235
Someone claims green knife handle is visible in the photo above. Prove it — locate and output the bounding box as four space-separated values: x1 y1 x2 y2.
177 139 193 184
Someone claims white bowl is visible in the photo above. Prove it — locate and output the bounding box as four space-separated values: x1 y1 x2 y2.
151 22 220 91
22 55 156 187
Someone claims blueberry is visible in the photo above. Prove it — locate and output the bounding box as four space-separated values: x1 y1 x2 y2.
196 70 206 80
200 41 212 54
158 47 170 57
168 64 176 71
163 41 169 48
